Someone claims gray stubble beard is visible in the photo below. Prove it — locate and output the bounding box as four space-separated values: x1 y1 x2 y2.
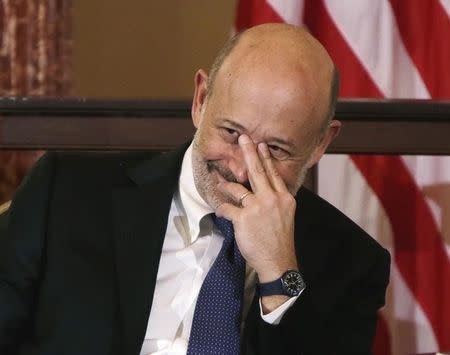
191 131 235 210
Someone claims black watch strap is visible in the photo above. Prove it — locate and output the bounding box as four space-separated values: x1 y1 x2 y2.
257 278 284 296
257 269 305 297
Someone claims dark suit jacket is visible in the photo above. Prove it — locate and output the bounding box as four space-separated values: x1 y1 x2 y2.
0 144 390 355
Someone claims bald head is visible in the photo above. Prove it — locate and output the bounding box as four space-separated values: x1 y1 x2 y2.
190 24 342 205
207 24 339 133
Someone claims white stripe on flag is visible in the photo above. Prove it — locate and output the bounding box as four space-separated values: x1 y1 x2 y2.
318 154 439 354
389 263 439 354
401 155 450 259
440 0 450 18
319 155 393 249
322 0 430 98
267 0 304 25
401 156 450 188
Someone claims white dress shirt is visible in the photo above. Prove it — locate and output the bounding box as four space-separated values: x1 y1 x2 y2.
140 144 300 355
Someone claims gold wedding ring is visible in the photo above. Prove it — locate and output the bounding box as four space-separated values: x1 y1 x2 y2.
238 191 253 207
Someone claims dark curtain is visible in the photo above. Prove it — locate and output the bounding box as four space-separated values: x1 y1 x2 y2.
0 0 72 203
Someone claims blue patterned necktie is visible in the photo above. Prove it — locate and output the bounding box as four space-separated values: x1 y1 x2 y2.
187 215 246 355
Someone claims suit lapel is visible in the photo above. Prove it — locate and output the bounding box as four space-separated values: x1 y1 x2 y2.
112 144 189 355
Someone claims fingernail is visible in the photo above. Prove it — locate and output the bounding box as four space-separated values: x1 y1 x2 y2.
258 142 270 157
239 134 251 144
258 142 267 151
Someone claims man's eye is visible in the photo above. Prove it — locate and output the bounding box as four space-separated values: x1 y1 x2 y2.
224 128 237 135
221 127 239 142
268 145 290 160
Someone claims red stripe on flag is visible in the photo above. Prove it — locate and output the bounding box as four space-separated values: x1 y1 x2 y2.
303 0 382 97
389 0 450 98
352 155 450 351
235 0 283 31
372 313 392 355
302 4 392 353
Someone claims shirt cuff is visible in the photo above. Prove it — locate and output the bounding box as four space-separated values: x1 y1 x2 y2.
259 290 303 325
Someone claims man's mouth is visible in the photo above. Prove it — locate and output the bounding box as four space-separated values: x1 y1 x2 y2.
207 161 236 182
207 161 252 191
214 169 227 184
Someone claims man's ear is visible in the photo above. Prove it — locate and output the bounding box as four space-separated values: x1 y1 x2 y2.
307 120 341 168
191 69 209 128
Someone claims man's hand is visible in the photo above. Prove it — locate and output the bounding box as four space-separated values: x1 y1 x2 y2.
216 134 299 311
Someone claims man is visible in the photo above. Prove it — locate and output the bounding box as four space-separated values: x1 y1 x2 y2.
0 24 390 354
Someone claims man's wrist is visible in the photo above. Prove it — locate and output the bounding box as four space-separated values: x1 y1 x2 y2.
260 294 291 314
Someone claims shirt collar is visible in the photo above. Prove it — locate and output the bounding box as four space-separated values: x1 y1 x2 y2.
178 143 214 243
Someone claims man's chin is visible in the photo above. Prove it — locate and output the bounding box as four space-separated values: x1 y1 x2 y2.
204 189 235 210
202 182 239 211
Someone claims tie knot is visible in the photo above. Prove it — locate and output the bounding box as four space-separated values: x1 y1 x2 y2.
212 215 235 242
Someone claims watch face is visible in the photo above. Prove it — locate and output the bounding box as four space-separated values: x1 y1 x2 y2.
281 270 305 296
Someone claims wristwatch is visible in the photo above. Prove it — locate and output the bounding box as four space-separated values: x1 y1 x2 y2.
257 269 306 297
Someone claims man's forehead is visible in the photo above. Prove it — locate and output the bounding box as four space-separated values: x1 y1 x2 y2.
210 67 321 129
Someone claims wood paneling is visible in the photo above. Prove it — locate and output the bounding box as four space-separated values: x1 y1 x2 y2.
1 98 449 155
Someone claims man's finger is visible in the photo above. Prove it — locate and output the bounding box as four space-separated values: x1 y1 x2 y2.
257 143 289 193
217 182 255 207
215 202 241 221
238 134 270 193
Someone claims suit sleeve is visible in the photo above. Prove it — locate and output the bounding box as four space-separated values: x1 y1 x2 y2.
0 153 56 353
243 244 391 355
329 246 391 354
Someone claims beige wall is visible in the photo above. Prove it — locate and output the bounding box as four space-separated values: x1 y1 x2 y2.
73 1 236 98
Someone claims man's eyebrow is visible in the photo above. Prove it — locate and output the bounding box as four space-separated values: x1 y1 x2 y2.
221 118 296 149
221 119 247 132
266 137 296 149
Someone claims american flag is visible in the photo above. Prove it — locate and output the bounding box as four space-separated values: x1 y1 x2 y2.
235 1 450 354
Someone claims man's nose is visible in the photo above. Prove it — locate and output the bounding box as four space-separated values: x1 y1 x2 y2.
228 150 248 184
